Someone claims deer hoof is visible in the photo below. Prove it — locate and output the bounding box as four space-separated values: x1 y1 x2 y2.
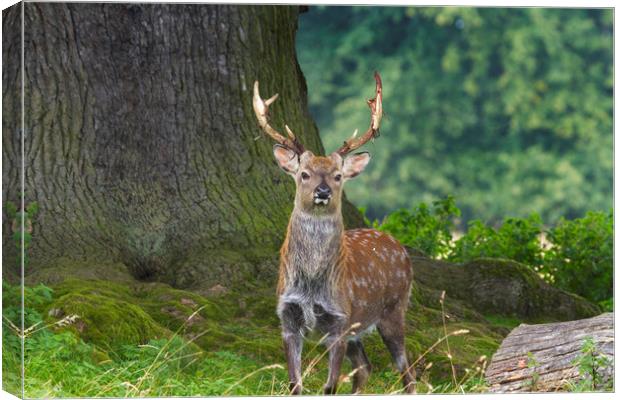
405 381 417 394
289 382 302 395
323 385 338 395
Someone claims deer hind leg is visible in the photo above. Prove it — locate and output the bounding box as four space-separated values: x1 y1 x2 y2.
346 339 372 394
377 306 416 394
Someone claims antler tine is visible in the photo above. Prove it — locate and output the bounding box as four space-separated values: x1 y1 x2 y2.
336 72 383 156
253 81 305 154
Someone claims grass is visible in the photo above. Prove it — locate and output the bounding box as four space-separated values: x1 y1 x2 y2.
2 278 500 397
6 277 608 396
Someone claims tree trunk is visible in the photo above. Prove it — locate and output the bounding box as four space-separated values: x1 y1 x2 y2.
2 3 364 289
485 313 613 393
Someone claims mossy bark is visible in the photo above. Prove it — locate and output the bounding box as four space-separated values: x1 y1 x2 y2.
410 254 600 321
2 4 364 287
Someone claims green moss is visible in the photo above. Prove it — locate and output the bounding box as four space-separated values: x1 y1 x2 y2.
467 257 541 287
484 314 523 330
44 278 284 363
136 282 246 352
25 258 135 286
135 281 230 322
47 279 170 352
177 288 283 361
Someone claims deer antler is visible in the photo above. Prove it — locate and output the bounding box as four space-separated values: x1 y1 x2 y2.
253 81 305 154
335 72 383 156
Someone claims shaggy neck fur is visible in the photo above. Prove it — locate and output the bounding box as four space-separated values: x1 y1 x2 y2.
285 209 344 281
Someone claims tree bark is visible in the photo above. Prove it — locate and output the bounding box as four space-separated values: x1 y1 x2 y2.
485 313 613 393
2 3 364 288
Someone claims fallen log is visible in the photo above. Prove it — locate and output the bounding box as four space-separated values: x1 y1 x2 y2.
485 313 613 393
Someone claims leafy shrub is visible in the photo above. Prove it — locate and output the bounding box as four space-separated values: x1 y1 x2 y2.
544 211 612 308
449 214 544 268
365 195 460 257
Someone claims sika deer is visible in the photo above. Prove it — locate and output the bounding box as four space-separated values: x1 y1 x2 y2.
253 73 415 395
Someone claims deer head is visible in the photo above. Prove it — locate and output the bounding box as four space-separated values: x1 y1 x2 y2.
253 73 383 215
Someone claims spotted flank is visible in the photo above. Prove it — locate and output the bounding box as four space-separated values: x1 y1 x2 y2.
342 228 413 328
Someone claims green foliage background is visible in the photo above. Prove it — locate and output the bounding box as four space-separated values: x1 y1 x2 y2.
297 6 613 224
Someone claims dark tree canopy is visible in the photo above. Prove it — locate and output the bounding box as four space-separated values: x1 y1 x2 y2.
2 3 363 289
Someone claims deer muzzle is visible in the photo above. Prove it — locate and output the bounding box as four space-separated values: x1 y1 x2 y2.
314 183 332 205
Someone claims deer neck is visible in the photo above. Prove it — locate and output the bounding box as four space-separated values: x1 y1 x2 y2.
285 208 344 279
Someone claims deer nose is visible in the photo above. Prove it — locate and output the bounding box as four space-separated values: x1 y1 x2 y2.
315 183 332 199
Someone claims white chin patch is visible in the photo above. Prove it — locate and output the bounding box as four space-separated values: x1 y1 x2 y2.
314 198 329 205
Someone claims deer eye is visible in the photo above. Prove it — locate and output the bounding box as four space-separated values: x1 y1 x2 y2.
301 172 310 181
334 174 342 182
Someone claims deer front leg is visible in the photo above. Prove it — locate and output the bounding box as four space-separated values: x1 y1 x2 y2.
323 337 347 394
282 330 303 394
279 302 306 395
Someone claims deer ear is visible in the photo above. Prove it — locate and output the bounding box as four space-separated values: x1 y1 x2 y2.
273 145 299 175
343 152 371 179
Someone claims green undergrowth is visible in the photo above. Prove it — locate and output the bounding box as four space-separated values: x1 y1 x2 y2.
3 275 507 396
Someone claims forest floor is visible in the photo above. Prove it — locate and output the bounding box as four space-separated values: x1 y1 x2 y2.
2 253 600 397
